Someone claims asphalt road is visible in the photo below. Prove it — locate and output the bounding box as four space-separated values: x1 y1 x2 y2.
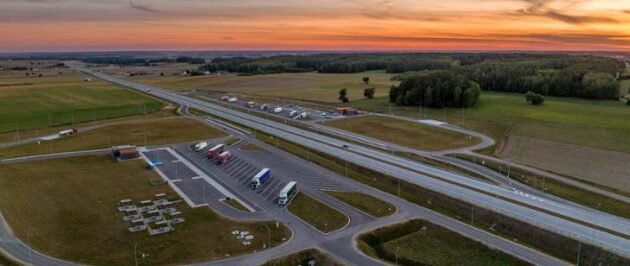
71 63 630 257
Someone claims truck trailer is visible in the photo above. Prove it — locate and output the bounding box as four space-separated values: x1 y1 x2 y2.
220 96 229 101
217 151 232 164
273 107 283 113
278 182 297 205
193 141 208 152
58 128 78 137
260 104 270 110
289 110 298 117
206 144 225 159
228 97 238 102
247 101 258 108
250 168 271 189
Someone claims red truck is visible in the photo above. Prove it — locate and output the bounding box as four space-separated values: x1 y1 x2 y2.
206 144 225 159
217 151 232 165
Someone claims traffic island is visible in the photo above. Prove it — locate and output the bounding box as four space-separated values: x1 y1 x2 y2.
261 248 344 266
287 192 349 233
358 219 529 266
323 190 396 218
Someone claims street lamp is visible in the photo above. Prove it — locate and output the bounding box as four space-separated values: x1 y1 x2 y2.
395 246 400 265
134 243 138 266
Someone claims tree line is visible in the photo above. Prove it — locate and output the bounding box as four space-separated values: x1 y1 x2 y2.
389 70 481 108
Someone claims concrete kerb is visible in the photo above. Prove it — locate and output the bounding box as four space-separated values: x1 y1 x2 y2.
319 189 399 220
285 191 351 235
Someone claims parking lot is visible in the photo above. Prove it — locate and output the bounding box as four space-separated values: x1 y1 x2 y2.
172 139 357 210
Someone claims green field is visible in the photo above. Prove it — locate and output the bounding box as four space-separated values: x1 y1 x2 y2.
324 191 396 218
131 71 396 103
323 115 481 151
347 92 630 153
0 69 162 133
287 192 349 233
0 155 290 265
0 117 227 158
358 219 527 266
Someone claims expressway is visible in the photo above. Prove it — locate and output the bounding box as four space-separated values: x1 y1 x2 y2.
73 63 630 257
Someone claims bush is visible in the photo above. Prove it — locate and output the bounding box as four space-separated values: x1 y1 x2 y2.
526 91 544 105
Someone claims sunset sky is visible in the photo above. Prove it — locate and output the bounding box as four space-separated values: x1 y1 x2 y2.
1 0 629 52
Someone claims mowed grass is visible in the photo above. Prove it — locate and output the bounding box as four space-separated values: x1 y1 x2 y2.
358 219 527 266
287 192 349 233
0 69 162 133
348 91 630 153
0 117 227 158
322 115 481 151
131 70 396 103
0 155 290 265
324 191 396 218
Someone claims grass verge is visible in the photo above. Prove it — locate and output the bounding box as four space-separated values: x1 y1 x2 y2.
322 115 481 151
287 192 349 233
358 219 529 266
451 153 630 219
0 252 19 266
261 248 344 266
223 198 250 212
241 143 264 151
224 137 241 146
0 117 227 159
323 191 396 218
0 155 290 265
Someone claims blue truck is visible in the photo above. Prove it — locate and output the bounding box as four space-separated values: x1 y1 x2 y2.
251 168 271 189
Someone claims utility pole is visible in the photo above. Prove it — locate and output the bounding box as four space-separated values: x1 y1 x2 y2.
134 243 138 266
395 246 400 266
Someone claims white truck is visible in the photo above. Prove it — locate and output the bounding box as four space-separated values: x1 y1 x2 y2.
228 97 237 102
289 110 298 117
193 141 208 152
273 107 283 114
278 182 297 205
294 112 308 120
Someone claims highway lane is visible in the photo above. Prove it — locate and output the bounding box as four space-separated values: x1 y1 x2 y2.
75 64 630 257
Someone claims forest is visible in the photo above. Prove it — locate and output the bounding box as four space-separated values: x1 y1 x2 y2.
198 53 625 100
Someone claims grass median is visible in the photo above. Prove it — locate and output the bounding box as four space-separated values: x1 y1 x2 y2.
0 155 290 265
323 191 396 218
358 219 528 266
322 115 481 151
287 192 349 233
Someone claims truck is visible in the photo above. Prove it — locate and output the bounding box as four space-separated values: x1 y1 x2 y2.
278 181 297 205
246 101 258 108
250 168 271 189
217 151 232 165
260 104 270 111
220 96 229 101
58 128 78 137
273 107 283 113
228 97 238 102
294 112 308 120
289 110 298 117
206 144 225 159
193 141 208 152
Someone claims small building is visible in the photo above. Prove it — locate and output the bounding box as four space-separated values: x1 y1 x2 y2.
337 107 358 116
112 145 139 160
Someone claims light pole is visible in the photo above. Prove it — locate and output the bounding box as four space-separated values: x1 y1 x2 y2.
395 246 400 265
264 225 271 249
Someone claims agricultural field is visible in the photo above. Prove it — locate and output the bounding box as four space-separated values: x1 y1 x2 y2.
129 70 396 103
287 192 349 233
322 115 481 151
358 219 527 266
0 62 163 133
0 117 226 158
0 155 290 265
323 191 396 218
500 136 630 194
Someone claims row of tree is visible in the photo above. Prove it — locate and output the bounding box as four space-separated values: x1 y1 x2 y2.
388 70 481 108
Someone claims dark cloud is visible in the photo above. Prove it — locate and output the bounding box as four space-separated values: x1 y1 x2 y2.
510 0 618 24
128 0 163 13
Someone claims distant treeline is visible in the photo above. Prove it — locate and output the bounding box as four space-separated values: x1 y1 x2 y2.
83 56 204 66
198 53 625 100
